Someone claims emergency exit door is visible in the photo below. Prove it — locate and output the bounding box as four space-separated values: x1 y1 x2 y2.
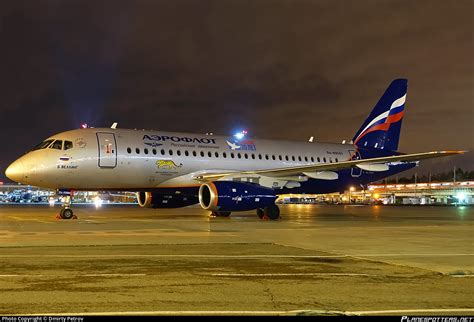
97 132 117 168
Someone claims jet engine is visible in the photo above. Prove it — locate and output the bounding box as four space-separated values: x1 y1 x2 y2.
136 191 198 208
198 181 277 212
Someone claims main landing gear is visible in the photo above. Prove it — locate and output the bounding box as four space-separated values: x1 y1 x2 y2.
55 191 77 220
257 205 280 220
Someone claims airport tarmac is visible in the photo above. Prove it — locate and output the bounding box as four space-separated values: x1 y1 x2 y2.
0 204 472 316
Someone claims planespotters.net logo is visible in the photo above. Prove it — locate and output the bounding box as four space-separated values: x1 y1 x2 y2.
401 317 473 322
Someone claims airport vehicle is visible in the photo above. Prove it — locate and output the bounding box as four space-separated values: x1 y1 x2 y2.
5 79 465 219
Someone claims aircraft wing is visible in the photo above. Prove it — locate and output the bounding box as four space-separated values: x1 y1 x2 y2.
194 150 466 180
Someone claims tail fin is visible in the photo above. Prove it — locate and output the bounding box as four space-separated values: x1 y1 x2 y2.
352 79 408 151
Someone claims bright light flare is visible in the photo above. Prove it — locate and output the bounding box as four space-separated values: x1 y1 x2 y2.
49 197 55 206
234 130 247 140
94 197 103 208
455 192 467 203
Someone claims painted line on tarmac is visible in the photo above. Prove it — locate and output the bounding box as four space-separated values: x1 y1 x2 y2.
210 273 377 277
0 273 147 277
352 253 474 257
0 254 347 259
7 216 54 224
347 308 474 315
13 308 474 316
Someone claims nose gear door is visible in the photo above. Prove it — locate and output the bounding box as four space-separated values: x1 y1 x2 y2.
96 132 117 168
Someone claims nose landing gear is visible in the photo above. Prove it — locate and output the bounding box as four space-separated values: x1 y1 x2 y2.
54 191 77 220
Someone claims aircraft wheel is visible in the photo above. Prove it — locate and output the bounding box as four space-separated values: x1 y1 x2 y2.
60 208 74 219
256 208 264 219
263 205 280 220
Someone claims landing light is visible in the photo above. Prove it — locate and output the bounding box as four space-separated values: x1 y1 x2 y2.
81 123 88 129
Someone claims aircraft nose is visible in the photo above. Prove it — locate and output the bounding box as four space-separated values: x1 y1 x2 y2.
5 159 25 183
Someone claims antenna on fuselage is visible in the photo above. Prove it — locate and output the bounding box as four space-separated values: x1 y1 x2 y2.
111 122 118 129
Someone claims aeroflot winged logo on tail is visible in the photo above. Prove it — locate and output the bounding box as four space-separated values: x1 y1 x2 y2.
143 135 217 147
353 93 406 145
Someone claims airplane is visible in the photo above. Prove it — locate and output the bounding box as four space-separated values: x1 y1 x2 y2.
5 79 465 219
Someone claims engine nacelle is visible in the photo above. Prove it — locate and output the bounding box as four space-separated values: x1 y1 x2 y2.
198 181 277 212
136 191 198 208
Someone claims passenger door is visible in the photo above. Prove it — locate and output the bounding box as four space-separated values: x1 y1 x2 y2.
96 132 117 168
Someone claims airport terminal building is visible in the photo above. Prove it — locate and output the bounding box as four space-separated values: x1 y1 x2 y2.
1 181 472 206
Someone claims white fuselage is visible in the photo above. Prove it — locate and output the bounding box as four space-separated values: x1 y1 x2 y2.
7 128 357 190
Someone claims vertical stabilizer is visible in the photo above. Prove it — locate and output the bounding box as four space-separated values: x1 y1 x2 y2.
353 79 407 151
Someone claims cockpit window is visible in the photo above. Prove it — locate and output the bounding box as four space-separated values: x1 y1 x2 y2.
31 139 54 151
50 140 63 150
64 141 73 150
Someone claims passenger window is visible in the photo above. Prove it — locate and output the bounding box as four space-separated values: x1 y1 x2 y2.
231 153 235 158
208 151 212 157
64 141 73 150
298 156 302 162
323 157 326 162
317 157 321 162
161 149 165 155
304 156 308 162
193 151 197 157
251 154 255 159
185 150 189 156
136 148 140 154
258 154 262 160
223 152 227 158
285 155 289 161
279 155 282 161
144 148 149 155
292 156 295 161
169 149 173 156
244 153 248 159
153 149 157 155
265 155 269 160
237 153 241 159
335 158 339 162
127 147 131 154
177 150 181 156
51 140 63 150
200 151 205 157
272 155 275 160
215 152 219 158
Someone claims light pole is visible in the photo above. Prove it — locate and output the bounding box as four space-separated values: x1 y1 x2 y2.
349 186 355 204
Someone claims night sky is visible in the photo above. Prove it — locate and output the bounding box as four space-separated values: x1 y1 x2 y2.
0 0 472 183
